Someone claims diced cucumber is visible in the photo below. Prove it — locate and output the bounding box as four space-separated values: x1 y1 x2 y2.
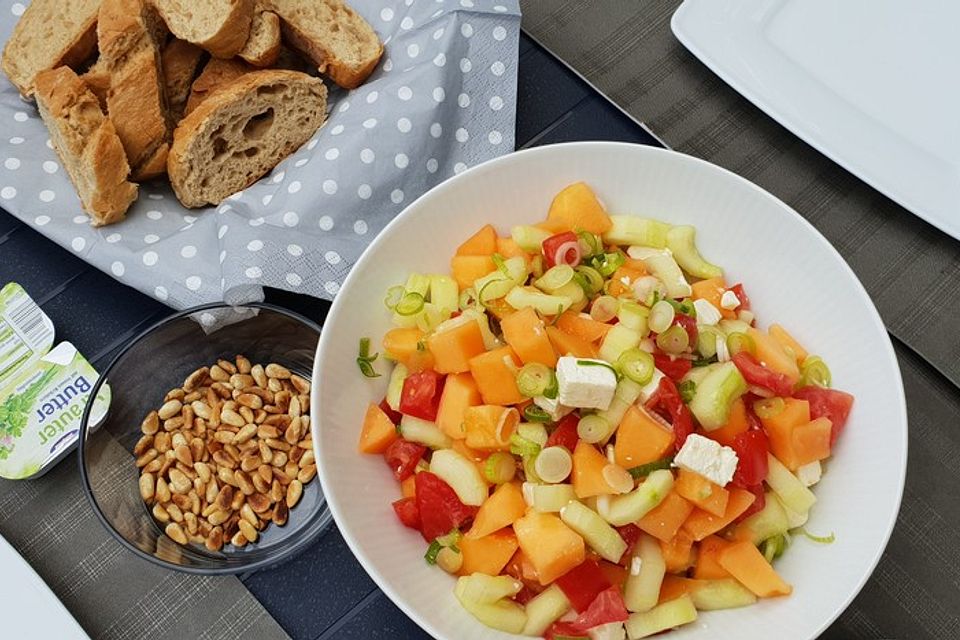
731 492 789 544
385 362 409 412
512 225 552 253
597 378 643 435
642 252 692 299
430 449 489 506
518 422 549 448
551 281 587 309
506 286 573 316
400 415 452 450
599 324 642 364
521 584 571 636
795 460 822 487
458 598 527 634
718 318 751 336
392 273 432 327
666 225 722 279
681 362 720 386
624 533 665 613
781 496 809 529
603 215 671 249
690 579 757 610
688 362 747 431
532 484 578 513
598 469 673 527
429 274 459 314
455 574 523 604
625 594 698 639
503 256 530 283
617 302 650 335
766 454 817 514
560 501 627 563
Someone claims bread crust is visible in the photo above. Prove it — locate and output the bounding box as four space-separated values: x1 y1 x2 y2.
162 39 206 121
152 0 255 59
185 58 255 116
239 5 282 67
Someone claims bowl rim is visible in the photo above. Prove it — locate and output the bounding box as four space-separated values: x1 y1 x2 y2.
77 301 330 576
313 141 908 639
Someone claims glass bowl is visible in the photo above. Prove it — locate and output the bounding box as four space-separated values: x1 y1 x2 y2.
78 302 331 574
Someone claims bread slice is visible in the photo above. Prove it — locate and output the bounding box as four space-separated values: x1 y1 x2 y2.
239 4 281 67
80 58 111 110
98 0 171 181
1 0 101 97
162 39 205 121
168 70 326 207
184 58 254 116
34 67 138 226
151 0 254 59
263 0 382 89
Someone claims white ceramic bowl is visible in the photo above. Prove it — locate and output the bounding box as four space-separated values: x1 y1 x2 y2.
312 142 907 640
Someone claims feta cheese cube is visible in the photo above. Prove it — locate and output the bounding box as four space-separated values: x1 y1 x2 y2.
720 290 741 310
533 395 573 421
692 299 722 326
715 334 730 362
555 356 618 410
674 433 739 486
638 367 665 403
796 460 822 487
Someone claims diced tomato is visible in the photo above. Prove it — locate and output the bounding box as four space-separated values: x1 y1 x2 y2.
546 413 580 451
514 586 539 606
542 231 582 268
793 386 855 445
391 497 421 530
414 471 478 541
729 283 751 311
729 430 769 488
731 352 794 397
568 586 629 633
616 524 642 564
399 369 446 421
555 558 612 612
653 353 693 383
672 312 698 345
647 377 694 451
383 439 426 481
378 398 402 425
734 483 766 523
545 621 588 640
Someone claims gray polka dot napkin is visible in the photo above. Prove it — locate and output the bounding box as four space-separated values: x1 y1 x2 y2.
0 0 521 310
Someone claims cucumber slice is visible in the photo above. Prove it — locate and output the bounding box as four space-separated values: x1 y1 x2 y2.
430 449 489 506
603 215 671 248
521 584 571 636
625 594 698 639
518 422 549 448
624 534 666 613
455 574 523 604
666 225 722 279
458 598 527 634
642 251 692 299
532 484 578 513
399 415 452 450
598 469 673 526
599 324 642 364
766 454 817 514
680 362 720 386
505 286 574 316
385 362 409 412
596 378 643 436
688 362 747 431
560 500 627 563
429 274 459 314
512 225 552 253
690 579 757 610
731 491 789 544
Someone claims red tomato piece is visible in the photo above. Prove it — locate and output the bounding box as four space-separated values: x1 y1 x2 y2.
616 524 642 564
731 352 794 397
569 585 629 633
647 377 694 451
383 439 426 481
546 413 580 451
554 558 613 612
399 369 446 421
793 386 855 445
729 283 751 311
653 352 693 383
414 471 478 541
730 430 770 487
378 398 402 425
545 621 588 640
734 483 766 523
391 497 421 530
672 312 698 344
542 231 582 268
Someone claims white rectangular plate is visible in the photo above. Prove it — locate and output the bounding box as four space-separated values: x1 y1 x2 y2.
672 0 960 240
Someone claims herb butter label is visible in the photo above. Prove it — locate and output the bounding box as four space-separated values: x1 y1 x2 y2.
0 283 55 389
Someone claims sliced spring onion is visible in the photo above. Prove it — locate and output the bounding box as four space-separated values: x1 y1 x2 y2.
667 298 697 318
535 264 575 293
590 295 619 323
523 405 553 423
656 325 690 355
356 337 381 378
577 230 604 257
628 456 674 479
617 301 649 332
753 397 785 419
551 240 582 268
577 414 611 444
458 287 478 310
436 546 463 574
726 331 755 356
576 265 605 296
678 380 697 404
697 325 721 359
436 529 463 548
484 452 517 484
509 433 542 458
543 372 559 399
648 300 676 334
800 355 832 388
590 251 626 278
518 422 549 448
477 276 516 305
617 348 655 385
424 540 442 564
795 528 836 544
534 446 573 483
516 363 557 398
395 291 426 316
602 464 634 494
383 285 405 310
491 252 509 276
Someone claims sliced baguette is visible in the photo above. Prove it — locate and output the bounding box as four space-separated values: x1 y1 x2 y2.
184 58 255 117
80 58 111 110
98 0 171 180
169 70 327 207
239 4 281 67
151 0 254 59
1 0 101 97
264 0 382 89
34 67 138 226
162 39 206 121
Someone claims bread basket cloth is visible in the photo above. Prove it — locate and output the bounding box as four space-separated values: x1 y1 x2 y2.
0 0 521 315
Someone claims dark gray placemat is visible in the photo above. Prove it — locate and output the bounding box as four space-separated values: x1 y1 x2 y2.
520 0 960 394
0 454 289 640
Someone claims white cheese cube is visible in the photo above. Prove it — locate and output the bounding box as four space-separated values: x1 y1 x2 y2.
715 334 730 362
720 290 741 310
692 299 722 326
674 433 739 487
637 368 665 403
555 356 618 411
533 395 573 421
796 460 822 487
588 622 626 640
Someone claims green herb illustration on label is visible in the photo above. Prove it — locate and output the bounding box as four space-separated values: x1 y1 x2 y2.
0 367 57 459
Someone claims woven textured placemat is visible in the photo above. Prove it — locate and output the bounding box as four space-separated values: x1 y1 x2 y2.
0 457 289 640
